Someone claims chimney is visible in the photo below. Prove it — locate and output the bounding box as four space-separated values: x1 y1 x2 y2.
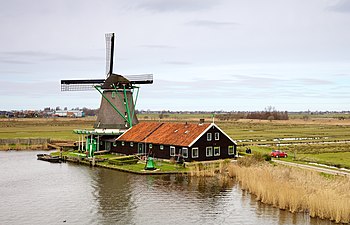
199 118 205 125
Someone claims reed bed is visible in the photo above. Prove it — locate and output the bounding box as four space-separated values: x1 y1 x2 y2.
227 158 350 223
188 160 230 177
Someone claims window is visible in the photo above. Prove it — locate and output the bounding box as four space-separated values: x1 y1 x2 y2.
149 143 152 149
113 142 117 147
121 141 125 146
112 92 116 99
192 147 199 158
130 142 134 147
207 133 212 141
160 145 164 150
215 132 220 140
182 148 188 158
170 146 175 156
206 146 213 157
214 146 220 156
228 146 234 155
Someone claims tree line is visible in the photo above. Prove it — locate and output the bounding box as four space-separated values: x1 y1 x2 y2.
216 107 289 121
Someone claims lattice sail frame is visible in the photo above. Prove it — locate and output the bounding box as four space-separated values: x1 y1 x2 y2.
60 33 153 129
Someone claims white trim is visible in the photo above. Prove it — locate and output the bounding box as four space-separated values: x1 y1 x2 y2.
214 146 220 156
170 146 175 156
207 133 212 141
189 123 237 147
192 147 199 158
206 146 213 157
116 126 133 140
160 145 164 150
228 146 234 155
215 132 219 140
212 123 237 144
188 123 212 147
182 147 188 158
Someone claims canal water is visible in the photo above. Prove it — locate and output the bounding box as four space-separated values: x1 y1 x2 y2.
0 151 338 225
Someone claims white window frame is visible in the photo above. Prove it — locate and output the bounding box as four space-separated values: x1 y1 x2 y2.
170 146 175 156
215 132 220 140
192 147 199 158
130 142 134 147
214 146 220 156
207 133 212 141
182 147 188 158
228 146 234 155
121 141 125 146
149 143 153 149
160 145 164 150
206 146 213 157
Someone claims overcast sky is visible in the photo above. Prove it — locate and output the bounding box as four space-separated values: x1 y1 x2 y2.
1 0 350 111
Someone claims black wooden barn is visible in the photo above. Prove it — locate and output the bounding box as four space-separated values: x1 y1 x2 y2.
112 122 237 161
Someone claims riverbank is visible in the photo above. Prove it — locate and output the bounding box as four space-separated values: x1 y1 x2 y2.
51 150 190 175
0 138 75 151
227 156 350 224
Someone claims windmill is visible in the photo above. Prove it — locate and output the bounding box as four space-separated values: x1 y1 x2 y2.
61 33 153 130
60 33 153 155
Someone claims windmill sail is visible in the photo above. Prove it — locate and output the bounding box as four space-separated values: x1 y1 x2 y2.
60 33 153 129
105 33 114 76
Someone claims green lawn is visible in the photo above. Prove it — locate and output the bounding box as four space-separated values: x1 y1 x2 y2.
3 116 350 169
52 150 189 173
0 118 94 140
297 152 350 169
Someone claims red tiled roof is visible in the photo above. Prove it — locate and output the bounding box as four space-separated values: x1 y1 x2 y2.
117 122 211 146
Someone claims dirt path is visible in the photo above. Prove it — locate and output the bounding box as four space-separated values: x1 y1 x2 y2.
272 159 350 177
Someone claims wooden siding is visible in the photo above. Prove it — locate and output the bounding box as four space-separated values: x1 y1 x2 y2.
111 123 236 162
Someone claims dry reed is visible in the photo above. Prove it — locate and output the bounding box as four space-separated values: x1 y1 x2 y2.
227 159 350 223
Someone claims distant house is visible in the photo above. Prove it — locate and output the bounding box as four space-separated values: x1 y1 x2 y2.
54 110 85 118
113 122 237 161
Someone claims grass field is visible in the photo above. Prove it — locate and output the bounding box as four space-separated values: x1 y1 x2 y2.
1 115 350 168
0 117 94 140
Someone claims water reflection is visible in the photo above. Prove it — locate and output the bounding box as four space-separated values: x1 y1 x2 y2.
0 151 340 225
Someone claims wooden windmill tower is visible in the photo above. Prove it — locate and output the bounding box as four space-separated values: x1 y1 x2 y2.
61 33 153 130
61 33 153 155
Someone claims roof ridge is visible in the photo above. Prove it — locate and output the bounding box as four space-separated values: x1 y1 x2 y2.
140 122 164 142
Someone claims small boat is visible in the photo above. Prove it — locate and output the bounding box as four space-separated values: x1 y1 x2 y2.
37 154 61 163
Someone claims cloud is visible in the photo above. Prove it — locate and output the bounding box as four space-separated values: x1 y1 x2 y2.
0 51 103 64
327 0 350 13
231 74 287 88
139 45 175 49
186 20 238 29
162 61 192 65
133 0 220 12
297 78 334 85
0 58 33 64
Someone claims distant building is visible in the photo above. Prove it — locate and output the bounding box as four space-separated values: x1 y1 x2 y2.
54 110 85 118
112 122 237 161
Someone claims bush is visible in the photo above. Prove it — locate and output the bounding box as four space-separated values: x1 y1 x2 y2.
263 154 272 161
